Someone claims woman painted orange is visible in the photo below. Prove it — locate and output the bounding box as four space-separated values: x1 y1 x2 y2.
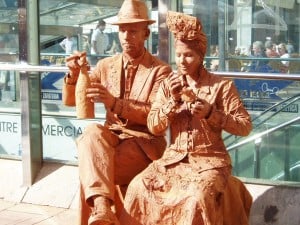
120 11 252 225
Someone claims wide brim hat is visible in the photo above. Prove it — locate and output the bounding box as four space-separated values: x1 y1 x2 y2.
110 0 156 25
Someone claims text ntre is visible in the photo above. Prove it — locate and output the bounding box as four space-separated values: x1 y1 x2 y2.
0 121 18 133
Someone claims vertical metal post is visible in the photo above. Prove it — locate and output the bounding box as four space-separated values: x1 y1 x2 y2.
146 1 153 53
218 0 226 70
233 148 239 176
158 0 171 63
18 0 42 186
254 138 261 178
284 128 290 181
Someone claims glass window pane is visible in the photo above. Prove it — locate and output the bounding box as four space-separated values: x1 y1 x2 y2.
178 0 300 183
0 1 20 159
179 0 300 73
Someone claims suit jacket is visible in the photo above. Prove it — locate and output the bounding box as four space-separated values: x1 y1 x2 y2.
91 51 171 129
63 51 172 160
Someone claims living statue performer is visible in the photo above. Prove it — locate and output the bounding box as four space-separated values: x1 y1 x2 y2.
120 11 253 225
62 0 172 224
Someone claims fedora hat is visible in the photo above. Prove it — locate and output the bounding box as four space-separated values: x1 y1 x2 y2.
111 0 155 25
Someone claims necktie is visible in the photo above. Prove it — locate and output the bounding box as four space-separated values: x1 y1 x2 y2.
124 63 136 99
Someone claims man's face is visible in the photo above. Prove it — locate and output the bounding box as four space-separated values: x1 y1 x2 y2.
235 48 241 55
252 45 261 56
118 22 149 58
99 24 105 32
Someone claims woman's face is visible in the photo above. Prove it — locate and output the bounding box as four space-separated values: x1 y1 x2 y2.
175 42 201 76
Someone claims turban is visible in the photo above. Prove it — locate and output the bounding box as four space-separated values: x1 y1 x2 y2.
166 11 207 58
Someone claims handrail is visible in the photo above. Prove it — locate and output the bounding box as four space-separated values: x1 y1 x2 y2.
223 93 300 143
0 63 69 73
1 62 300 79
205 55 300 62
252 93 300 120
251 94 300 125
215 71 300 80
227 116 300 151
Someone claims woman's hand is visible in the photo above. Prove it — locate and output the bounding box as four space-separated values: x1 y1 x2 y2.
168 72 183 102
86 82 116 110
190 99 212 119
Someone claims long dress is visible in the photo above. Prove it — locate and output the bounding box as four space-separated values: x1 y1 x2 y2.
120 68 253 225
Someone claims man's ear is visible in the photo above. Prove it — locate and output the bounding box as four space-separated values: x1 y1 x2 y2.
144 28 150 39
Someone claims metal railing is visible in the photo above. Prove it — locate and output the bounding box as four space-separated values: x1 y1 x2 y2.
1 62 300 79
224 93 300 144
227 116 300 181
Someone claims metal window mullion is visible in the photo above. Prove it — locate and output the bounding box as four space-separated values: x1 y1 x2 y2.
18 0 42 186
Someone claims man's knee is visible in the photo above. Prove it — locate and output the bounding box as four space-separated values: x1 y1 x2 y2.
77 123 118 147
83 123 105 136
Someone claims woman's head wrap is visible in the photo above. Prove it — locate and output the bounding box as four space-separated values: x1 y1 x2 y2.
166 11 207 58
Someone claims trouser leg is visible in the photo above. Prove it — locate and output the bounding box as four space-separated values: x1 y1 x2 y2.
77 124 119 204
76 123 153 224
78 183 90 225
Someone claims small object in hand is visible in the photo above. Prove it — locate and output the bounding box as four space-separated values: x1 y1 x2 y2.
181 87 197 102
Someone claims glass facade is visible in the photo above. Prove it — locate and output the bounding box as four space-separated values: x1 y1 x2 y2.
0 0 300 185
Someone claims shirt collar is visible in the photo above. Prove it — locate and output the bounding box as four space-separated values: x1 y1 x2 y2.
123 48 146 69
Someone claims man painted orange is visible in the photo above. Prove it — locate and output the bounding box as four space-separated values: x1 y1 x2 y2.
62 0 172 224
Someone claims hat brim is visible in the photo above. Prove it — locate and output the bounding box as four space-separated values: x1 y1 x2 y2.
110 19 156 25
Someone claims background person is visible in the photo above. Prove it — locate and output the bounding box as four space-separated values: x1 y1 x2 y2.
209 44 219 71
81 35 91 53
90 19 110 65
265 40 279 58
59 34 77 55
248 40 273 72
265 40 285 73
0 35 17 101
62 0 172 224
278 42 290 68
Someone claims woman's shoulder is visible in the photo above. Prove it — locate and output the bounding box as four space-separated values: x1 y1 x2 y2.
205 69 227 81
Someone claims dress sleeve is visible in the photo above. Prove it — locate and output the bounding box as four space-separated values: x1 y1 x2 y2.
206 80 252 136
147 80 180 135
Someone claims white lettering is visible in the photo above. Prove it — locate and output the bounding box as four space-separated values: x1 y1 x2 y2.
42 92 60 100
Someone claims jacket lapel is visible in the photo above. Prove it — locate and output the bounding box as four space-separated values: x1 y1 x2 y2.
106 54 123 97
130 52 153 100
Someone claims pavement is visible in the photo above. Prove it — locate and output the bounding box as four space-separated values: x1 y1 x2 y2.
0 199 77 225
0 159 79 225
2 158 299 225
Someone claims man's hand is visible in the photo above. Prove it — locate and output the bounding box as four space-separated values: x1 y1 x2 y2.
65 51 90 83
190 99 212 119
86 82 116 110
